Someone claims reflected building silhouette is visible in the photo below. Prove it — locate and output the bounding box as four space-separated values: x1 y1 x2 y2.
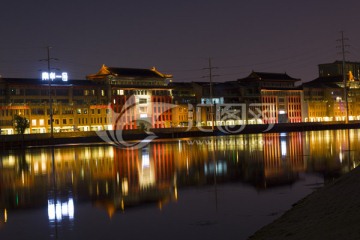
171 134 305 189
304 130 360 183
0 144 177 218
239 133 304 189
1 130 360 222
94 143 177 216
261 133 304 188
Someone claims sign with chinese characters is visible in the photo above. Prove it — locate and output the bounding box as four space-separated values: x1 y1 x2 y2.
42 72 68 81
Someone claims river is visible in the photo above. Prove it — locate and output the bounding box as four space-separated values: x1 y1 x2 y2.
0 129 359 240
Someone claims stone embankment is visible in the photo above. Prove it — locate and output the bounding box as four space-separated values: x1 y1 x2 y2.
248 165 360 240
1 121 359 149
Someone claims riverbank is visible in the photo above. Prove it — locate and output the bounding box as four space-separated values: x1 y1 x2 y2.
248 165 360 240
1 121 360 149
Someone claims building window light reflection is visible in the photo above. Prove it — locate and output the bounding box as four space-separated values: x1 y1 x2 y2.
281 140 287 156
4 209 7 223
48 198 74 222
204 161 227 175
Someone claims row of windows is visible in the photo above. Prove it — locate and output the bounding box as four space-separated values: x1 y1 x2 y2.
288 111 301 118
288 104 301 110
111 80 166 86
31 117 110 126
0 108 109 116
112 89 171 96
262 96 301 103
0 109 30 116
155 114 171 121
8 88 107 97
76 108 109 115
7 99 105 105
309 112 327 117
31 118 73 127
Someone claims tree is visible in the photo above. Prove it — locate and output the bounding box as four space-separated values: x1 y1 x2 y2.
14 114 30 135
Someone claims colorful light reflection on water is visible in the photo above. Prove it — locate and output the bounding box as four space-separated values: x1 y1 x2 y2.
0 130 359 239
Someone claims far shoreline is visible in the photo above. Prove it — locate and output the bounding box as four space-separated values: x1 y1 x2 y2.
1 121 359 150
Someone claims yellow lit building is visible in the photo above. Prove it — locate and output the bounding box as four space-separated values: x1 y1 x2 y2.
302 75 360 122
0 77 110 134
0 65 174 134
169 82 197 127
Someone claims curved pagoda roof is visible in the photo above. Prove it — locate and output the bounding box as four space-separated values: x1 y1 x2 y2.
87 64 173 80
239 71 300 82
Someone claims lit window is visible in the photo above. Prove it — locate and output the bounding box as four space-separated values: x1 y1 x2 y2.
139 98 147 104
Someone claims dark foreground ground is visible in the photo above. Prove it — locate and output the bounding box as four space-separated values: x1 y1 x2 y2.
249 165 360 240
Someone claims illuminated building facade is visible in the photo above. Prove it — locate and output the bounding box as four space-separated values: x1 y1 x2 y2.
3 61 360 135
197 71 302 125
261 89 302 123
302 73 360 122
169 82 197 127
0 78 109 134
238 72 302 123
0 65 174 134
86 65 173 129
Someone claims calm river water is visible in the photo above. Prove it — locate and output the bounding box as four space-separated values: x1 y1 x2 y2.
0 129 359 240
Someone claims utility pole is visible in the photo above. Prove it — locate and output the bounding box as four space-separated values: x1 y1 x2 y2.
339 31 349 123
203 57 218 130
40 46 57 138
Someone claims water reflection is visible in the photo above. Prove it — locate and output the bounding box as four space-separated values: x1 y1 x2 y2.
0 130 359 238
48 198 74 221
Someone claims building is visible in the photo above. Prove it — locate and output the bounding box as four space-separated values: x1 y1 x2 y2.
168 82 197 127
0 65 175 135
0 77 109 134
302 60 360 122
318 61 360 79
188 71 303 126
302 75 360 122
238 71 302 124
86 65 173 129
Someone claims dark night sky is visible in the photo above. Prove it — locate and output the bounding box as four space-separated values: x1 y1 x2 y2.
1 0 360 83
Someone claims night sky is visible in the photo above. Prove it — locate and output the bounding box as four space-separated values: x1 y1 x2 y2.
1 0 360 83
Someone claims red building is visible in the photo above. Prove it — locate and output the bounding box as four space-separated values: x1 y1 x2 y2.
87 65 173 130
237 72 302 123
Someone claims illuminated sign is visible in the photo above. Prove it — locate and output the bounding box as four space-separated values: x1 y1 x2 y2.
42 72 68 81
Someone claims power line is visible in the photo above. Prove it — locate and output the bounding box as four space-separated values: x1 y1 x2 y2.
337 31 350 124
202 57 219 130
39 46 58 138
